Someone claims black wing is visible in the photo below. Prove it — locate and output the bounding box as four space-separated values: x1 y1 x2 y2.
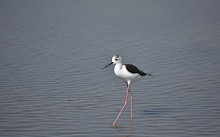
125 64 147 76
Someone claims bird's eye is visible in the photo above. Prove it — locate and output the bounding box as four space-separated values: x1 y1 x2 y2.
115 58 118 61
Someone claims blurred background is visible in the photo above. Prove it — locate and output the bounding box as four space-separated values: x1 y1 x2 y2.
0 0 220 136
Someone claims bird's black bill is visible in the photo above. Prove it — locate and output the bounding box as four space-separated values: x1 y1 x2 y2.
102 62 113 69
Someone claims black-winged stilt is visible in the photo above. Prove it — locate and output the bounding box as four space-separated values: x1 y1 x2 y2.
103 55 153 127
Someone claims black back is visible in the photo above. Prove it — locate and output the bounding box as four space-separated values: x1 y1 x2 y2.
125 64 147 76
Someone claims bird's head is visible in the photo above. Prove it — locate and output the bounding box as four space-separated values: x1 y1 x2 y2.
112 54 122 64
102 54 122 69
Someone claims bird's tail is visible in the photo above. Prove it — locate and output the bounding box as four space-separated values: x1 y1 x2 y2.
139 71 153 76
146 73 153 76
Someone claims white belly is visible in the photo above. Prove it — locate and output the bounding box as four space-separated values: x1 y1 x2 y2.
114 65 140 82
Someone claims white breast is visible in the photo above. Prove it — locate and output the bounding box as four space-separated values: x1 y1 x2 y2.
114 64 140 82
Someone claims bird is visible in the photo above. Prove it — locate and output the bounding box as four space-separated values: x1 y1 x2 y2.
103 55 153 127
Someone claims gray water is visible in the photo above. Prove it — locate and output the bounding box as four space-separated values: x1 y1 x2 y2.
0 0 220 137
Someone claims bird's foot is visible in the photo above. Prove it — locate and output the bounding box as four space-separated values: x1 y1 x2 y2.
112 123 116 127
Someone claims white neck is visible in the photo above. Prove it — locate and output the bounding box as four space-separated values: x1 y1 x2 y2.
115 63 122 69
114 63 122 75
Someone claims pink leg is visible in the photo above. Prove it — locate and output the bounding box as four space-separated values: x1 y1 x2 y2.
128 84 133 127
113 83 129 126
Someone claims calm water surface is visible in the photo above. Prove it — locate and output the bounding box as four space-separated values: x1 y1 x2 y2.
0 0 220 137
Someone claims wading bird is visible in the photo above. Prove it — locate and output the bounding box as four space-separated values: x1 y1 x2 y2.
103 55 153 127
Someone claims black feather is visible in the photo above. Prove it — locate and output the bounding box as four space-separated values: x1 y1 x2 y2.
125 64 147 76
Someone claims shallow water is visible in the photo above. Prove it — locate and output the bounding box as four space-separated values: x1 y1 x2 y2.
0 0 220 137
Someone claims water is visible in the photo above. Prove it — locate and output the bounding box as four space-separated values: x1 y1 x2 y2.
0 0 220 136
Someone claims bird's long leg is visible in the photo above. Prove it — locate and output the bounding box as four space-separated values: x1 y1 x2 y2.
113 82 129 126
128 84 133 127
